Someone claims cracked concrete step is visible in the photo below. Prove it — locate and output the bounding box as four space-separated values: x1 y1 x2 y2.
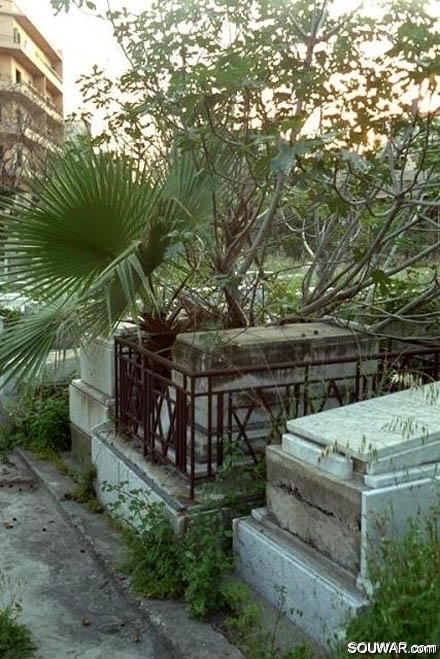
233 511 367 648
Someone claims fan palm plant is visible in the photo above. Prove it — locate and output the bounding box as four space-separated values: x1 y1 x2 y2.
0 143 213 384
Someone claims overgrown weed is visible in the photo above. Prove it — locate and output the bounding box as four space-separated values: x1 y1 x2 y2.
331 516 440 656
65 466 103 513
1 384 70 457
0 572 35 659
102 481 315 657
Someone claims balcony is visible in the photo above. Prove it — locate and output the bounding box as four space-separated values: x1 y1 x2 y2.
0 75 63 121
0 34 63 94
35 51 62 85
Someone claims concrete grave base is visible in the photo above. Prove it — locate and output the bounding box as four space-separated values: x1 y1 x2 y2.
235 383 440 646
233 509 367 647
70 424 92 466
91 422 233 535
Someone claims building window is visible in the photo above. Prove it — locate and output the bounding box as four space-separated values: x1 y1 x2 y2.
15 69 21 84
13 28 21 45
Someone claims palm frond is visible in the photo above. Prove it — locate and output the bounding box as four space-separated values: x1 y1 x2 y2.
0 298 80 385
2 146 161 300
0 144 219 385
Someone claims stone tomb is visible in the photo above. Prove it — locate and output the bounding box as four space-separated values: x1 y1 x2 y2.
71 322 377 465
172 322 378 461
234 382 440 645
69 324 137 463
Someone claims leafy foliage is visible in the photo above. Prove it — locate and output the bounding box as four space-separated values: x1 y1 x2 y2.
0 608 35 659
0 143 213 384
6 0 439 388
45 0 440 337
182 512 233 618
0 573 35 659
1 384 70 455
103 484 184 598
103 483 234 615
332 518 440 656
62 0 440 154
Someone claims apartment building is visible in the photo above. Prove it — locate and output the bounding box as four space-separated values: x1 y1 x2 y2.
0 0 63 191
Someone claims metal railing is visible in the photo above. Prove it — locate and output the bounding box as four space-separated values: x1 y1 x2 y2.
115 335 440 498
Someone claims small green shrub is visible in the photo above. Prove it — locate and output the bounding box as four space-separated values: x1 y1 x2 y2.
102 483 315 656
126 503 183 599
103 483 184 598
182 512 233 618
0 607 35 659
332 517 440 657
2 384 70 455
202 444 266 515
222 580 263 651
0 433 15 464
103 483 233 614
222 581 314 659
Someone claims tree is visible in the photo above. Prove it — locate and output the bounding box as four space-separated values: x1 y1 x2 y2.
1 0 440 383
50 0 440 333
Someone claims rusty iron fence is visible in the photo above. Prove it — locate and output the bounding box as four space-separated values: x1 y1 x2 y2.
114 335 440 498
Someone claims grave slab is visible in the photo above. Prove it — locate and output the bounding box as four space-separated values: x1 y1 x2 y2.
173 322 378 444
282 433 354 480
286 382 440 469
237 382 440 643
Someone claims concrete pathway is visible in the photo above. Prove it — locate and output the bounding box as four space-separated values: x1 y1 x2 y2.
0 451 243 659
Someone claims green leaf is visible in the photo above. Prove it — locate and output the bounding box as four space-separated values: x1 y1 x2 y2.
371 269 390 296
270 142 296 174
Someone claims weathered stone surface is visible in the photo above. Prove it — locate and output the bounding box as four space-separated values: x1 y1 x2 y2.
364 462 440 488
282 432 354 480
266 446 363 573
267 483 360 573
174 322 378 372
366 439 440 475
286 382 440 467
80 338 115 397
172 323 378 450
70 423 92 465
69 379 114 437
360 475 440 576
266 446 362 518
92 426 188 535
233 514 366 647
